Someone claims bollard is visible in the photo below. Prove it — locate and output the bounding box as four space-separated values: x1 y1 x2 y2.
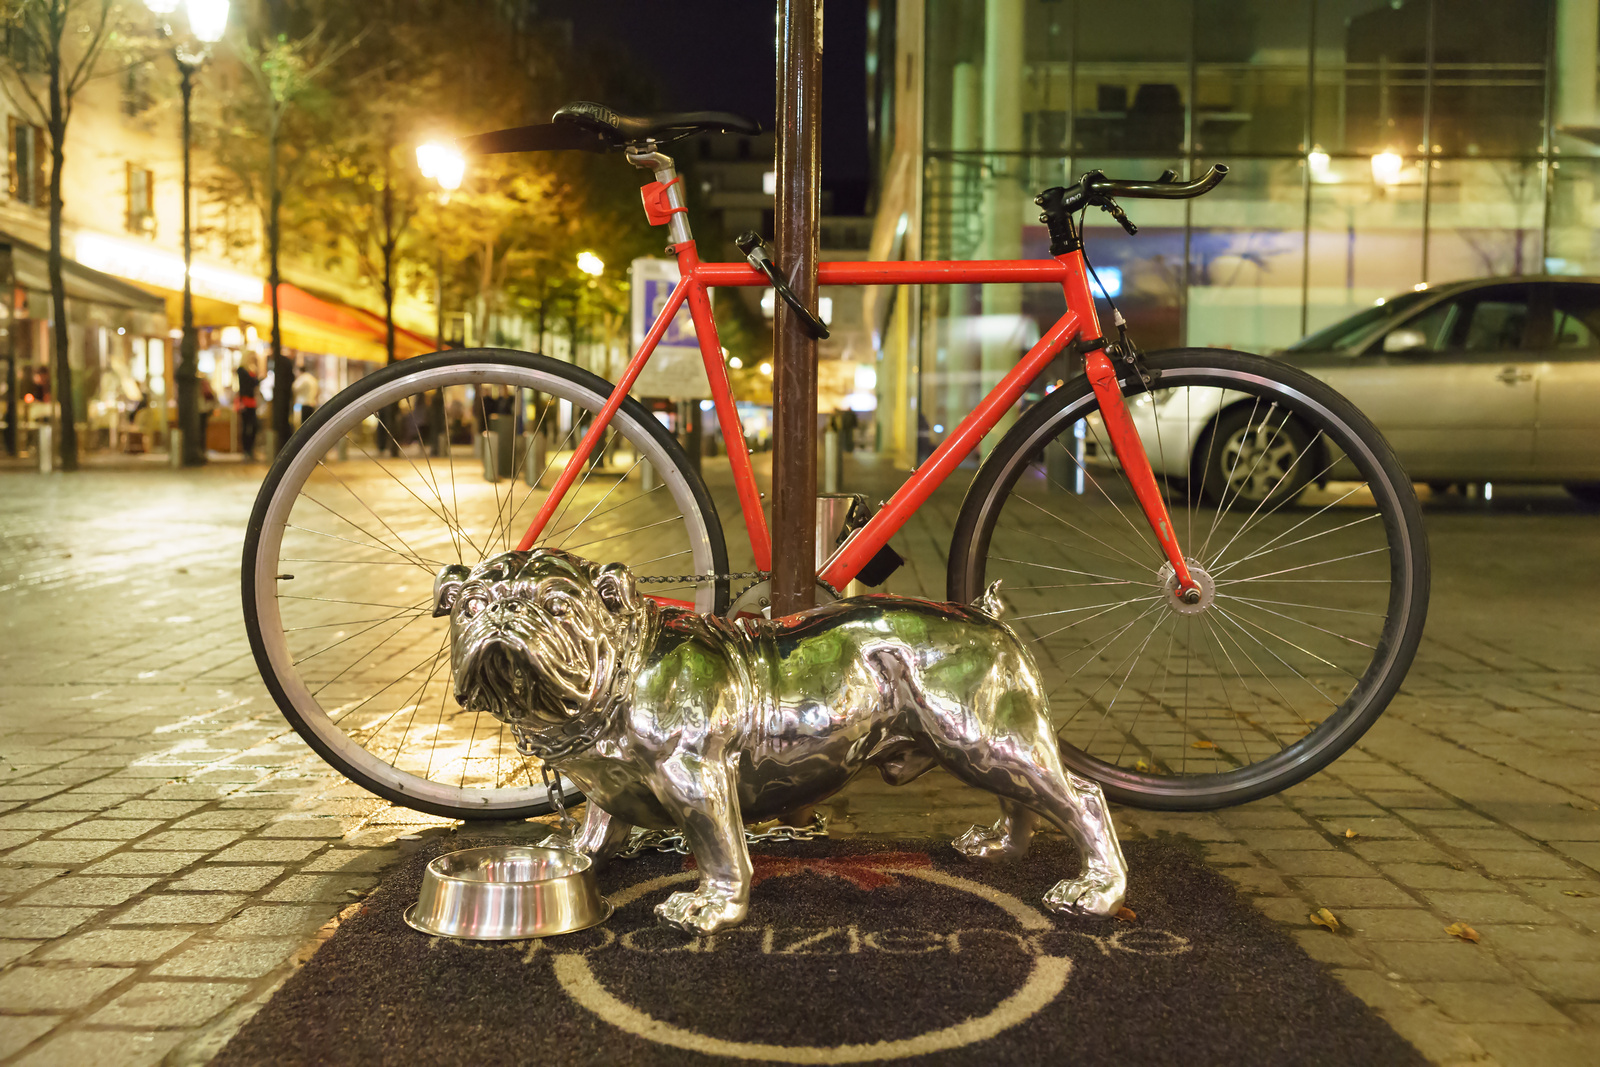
823 428 841 494
336 436 349 462
524 433 546 487
168 427 182 469
38 422 53 473
435 431 449 459
489 414 516 478
641 460 658 493
481 432 501 482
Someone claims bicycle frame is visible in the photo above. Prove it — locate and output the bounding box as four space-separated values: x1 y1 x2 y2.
516 152 1201 606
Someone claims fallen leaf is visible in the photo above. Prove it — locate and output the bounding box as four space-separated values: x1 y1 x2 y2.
1344 829 1359 839
1115 906 1137 922
1133 758 1153 773
1561 890 1593 898
1445 922 1480 943
1190 740 1216 750
1310 907 1340 933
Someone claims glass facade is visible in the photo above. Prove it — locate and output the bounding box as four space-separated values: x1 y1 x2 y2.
904 0 1597 458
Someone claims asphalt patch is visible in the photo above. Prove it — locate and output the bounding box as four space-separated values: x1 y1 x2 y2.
214 834 1422 1066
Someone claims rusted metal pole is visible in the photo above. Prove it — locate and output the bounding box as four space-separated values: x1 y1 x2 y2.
771 0 823 617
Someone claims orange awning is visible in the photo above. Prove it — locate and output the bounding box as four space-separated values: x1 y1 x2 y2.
240 284 438 362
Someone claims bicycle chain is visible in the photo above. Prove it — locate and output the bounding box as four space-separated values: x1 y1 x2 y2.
633 571 770 585
614 812 829 859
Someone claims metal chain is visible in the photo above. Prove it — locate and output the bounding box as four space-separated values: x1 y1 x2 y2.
541 764 578 838
614 812 829 860
633 570 769 586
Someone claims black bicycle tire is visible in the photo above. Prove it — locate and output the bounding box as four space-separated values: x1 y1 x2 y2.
947 347 1430 810
242 348 729 820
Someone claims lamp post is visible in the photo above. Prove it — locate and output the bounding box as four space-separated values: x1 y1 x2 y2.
417 141 464 455
144 0 230 468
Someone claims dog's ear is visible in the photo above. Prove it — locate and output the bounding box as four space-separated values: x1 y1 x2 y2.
592 562 643 615
433 564 472 618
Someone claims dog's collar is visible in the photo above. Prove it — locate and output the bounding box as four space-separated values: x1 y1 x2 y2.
510 601 656 761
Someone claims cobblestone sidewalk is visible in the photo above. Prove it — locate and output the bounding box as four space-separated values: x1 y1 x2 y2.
1 462 1597 1066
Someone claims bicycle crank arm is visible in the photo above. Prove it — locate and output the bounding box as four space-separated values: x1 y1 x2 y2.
1083 347 1202 601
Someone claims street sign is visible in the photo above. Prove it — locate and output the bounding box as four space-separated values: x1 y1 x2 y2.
629 258 709 399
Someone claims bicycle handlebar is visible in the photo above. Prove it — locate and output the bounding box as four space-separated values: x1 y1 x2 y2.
1079 164 1229 201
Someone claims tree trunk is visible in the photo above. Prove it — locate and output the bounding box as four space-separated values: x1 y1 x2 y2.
268 106 291 454
45 26 77 471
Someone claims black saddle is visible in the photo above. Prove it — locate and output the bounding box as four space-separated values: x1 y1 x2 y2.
460 101 762 156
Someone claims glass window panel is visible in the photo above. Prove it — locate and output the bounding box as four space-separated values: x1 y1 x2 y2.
1305 152 1425 333
1424 159 1546 282
1550 284 1600 348
1194 0 1312 156
1187 158 1308 352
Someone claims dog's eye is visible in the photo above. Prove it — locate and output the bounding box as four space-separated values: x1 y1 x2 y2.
464 596 487 615
546 598 569 616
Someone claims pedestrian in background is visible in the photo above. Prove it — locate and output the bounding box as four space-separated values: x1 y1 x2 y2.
293 364 320 427
199 377 217 458
237 356 260 458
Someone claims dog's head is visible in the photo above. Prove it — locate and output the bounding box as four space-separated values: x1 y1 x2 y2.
433 549 645 731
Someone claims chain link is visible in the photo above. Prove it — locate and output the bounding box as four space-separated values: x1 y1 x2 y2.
614 812 829 859
541 764 578 839
633 571 770 586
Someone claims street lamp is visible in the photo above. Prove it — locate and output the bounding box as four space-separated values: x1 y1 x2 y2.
417 141 466 455
577 251 604 277
144 0 230 468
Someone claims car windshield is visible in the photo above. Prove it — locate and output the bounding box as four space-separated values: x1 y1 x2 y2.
1287 290 1432 352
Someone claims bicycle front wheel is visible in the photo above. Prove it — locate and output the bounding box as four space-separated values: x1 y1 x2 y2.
243 349 727 820
948 348 1429 810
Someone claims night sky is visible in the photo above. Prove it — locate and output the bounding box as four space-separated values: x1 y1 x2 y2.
538 1 871 213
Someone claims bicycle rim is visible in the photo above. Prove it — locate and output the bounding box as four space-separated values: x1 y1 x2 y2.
243 350 726 818
950 350 1428 810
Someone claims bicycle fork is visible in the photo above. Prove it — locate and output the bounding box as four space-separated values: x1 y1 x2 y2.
1082 347 1203 603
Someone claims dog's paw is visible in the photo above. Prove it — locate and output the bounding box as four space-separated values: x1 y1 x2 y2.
655 889 747 934
953 823 1027 861
1042 867 1126 918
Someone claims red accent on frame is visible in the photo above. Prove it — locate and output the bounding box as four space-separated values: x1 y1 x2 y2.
640 178 687 227
677 242 773 569
1084 349 1199 595
515 274 691 552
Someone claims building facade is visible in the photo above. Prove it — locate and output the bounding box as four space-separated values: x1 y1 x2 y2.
871 0 1599 464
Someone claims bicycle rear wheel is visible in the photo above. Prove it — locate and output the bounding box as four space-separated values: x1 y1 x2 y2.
948 348 1428 810
243 349 727 820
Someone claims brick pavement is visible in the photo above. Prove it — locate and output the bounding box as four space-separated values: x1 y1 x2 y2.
1 458 1598 1065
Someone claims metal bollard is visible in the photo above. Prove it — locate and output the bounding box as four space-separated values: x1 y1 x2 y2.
167 427 182 469
336 436 349 462
481 432 501 482
38 422 53 473
823 428 841 494
524 434 546 487
641 460 658 493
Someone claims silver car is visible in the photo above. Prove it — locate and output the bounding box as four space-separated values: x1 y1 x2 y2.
1115 277 1600 504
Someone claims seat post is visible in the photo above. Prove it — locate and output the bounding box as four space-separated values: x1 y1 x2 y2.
627 150 693 247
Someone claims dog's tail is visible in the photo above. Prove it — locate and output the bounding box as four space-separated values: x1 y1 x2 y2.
971 580 1005 620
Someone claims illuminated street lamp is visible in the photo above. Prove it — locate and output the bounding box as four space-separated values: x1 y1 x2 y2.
143 0 230 467
1370 150 1403 186
416 142 465 192
577 251 605 277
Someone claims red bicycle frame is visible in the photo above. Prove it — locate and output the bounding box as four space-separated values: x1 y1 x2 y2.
516 165 1201 608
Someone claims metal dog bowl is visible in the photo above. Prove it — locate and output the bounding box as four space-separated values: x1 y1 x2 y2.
404 845 612 940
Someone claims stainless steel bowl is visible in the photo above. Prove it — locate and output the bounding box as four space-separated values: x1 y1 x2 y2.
404 845 612 940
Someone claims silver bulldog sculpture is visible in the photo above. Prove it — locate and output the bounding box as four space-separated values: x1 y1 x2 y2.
433 548 1127 935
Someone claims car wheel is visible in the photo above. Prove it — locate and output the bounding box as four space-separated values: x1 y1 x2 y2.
1566 483 1600 506
1195 403 1316 508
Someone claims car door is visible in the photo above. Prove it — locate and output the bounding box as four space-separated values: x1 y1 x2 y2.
1530 283 1600 480
1314 284 1538 480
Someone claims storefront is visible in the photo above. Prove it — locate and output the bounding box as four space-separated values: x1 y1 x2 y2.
1 231 168 458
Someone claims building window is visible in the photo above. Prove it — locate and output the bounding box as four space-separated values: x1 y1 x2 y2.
127 164 155 236
8 119 44 207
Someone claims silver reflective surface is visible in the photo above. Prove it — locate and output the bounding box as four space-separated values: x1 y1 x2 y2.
405 845 612 940
439 549 1128 935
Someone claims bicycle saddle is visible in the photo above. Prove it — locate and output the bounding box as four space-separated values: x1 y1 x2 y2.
459 102 762 156
553 101 762 143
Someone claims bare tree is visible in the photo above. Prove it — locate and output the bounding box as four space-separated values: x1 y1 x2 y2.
0 0 121 470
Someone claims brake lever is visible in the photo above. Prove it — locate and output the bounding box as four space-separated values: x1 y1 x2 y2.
735 231 830 340
1100 198 1139 236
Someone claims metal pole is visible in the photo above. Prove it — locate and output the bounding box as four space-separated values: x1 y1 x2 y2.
177 61 204 466
771 0 823 618
1 242 14 457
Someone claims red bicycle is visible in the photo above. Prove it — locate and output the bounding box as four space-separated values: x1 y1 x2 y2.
243 103 1429 820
